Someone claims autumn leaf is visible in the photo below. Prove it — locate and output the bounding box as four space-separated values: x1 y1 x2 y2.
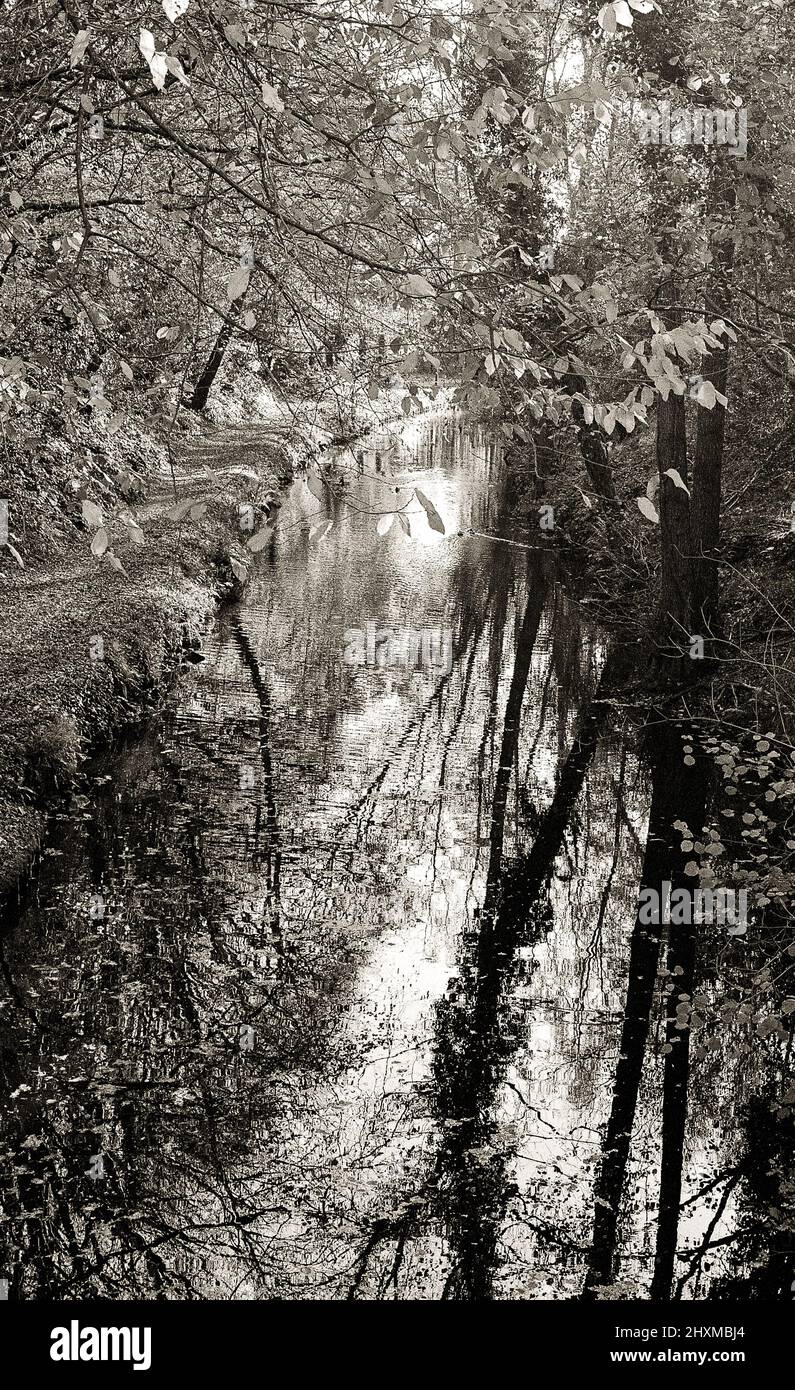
663 467 690 494
139 29 156 63
167 498 196 522
636 496 659 524
415 488 445 534
91 527 109 557
261 81 284 114
162 0 190 20
226 267 250 301
106 551 128 576
404 274 435 298
69 29 90 66
306 475 326 504
247 526 272 552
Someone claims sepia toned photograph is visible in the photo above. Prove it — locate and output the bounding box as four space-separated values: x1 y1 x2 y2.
0 0 792 1369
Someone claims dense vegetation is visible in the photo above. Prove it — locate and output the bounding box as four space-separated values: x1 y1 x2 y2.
1 0 794 1307
2 0 792 642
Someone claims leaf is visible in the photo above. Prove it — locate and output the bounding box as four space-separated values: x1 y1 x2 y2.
162 0 189 20
404 274 435 298
578 489 594 511
230 558 248 584
636 496 659 524
247 526 272 552
696 380 717 409
149 53 168 91
224 22 246 47
597 3 617 34
663 467 690 494
226 266 250 301
376 513 395 536
165 55 189 86
9 190 23 211
126 522 145 546
415 488 445 534
91 527 109 557
646 474 660 501
82 499 103 528
106 551 128 576
167 498 195 521
139 33 168 89
261 81 284 114
139 29 156 63
613 0 635 23
306 475 326 504
710 318 737 344
308 520 334 541
70 29 91 66
189 501 206 520
4 541 24 568
396 512 412 537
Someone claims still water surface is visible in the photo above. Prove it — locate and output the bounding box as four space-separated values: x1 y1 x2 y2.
0 419 786 1299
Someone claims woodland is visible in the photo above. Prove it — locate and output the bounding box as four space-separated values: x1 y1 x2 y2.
0 0 794 1305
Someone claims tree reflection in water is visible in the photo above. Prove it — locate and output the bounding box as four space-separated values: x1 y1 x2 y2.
0 419 791 1300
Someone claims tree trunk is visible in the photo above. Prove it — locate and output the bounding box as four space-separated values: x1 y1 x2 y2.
690 185 736 632
655 385 691 654
563 371 617 500
189 310 238 411
652 257 693 662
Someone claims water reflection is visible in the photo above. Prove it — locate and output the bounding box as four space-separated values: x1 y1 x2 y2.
0 419 790 1300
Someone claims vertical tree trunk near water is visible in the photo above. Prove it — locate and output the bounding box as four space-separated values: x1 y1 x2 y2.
654 294 692 659
690 186 736 633
655 390 691 653
690 338 729 634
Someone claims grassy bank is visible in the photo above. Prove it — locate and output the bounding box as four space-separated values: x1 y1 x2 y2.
0 417 297 895
0 357 455 895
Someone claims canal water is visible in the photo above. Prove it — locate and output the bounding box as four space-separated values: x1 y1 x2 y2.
0 418 787 1299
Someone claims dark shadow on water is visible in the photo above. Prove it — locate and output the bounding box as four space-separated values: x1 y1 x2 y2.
0 419 790 1300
